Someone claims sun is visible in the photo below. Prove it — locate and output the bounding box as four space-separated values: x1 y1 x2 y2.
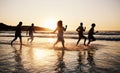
43 19 57 30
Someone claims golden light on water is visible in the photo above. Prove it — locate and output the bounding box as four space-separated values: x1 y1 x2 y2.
26 44 57 67
33 48 54 61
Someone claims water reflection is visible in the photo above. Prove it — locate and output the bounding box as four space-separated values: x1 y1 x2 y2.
76 48 96 73
28 45 34 65
11 44 97 73
87 49 95 65
87 49 96 73
76 51 83 73
12 45 27 73
25 45 57 72
55 50 66 73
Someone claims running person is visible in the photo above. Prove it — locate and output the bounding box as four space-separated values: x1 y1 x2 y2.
11 21 22 45
87 23 98 45
26 23 35 43
76 22 87 46
53 20 67 48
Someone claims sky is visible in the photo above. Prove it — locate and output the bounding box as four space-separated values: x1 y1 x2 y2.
0 0 120 31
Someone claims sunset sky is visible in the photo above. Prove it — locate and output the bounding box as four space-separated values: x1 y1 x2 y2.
0 0 120 31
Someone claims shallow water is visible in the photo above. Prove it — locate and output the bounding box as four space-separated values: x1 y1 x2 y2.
0 37 120 73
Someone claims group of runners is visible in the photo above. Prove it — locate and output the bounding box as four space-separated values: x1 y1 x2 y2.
11 20 98 48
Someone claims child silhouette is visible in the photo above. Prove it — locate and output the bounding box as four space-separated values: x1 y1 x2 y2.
87 23 98 45
53 20 67 48
76 22 87 46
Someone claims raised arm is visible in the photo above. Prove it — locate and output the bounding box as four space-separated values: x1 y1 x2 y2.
64 25 67 31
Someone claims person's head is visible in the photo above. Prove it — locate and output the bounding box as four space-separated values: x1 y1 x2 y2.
91 23 96 27
32 23 34 27
18 21 22 26
57 20 62 28
80 22 83 26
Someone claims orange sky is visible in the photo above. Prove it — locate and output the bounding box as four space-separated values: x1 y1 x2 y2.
0 0 120 31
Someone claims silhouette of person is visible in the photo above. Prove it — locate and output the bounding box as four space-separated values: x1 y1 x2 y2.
87 23 98 45
53 20 67 48
11 21 22 45
76 22 87 46
26 23 35 43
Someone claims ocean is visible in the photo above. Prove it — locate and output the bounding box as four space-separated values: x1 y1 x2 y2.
0 31 120 41
0 31 120 73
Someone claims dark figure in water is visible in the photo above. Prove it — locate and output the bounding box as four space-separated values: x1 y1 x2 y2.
53 20 67 48
26 23 35 43
87 23 98 45
11 21 22 45
76 22 87 46
55 50 66 73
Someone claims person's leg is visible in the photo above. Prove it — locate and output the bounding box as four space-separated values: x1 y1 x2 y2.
83 36 87 45
11 36 17 45
19 36 22 45
30 38 33 43
27 38 30 42
27 34 31 42
76 37 81 46
87 36 91 45
53 40 59 47
87 39 91 45
30 36 34 43
92 36 96 41
61 47 65 58
61 39 65 48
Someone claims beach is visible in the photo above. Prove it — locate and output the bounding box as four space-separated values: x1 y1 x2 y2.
1 0 120 72
0 34 120 73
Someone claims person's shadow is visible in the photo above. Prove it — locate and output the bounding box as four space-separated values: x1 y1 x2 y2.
12 45 28 73
55 50 66 73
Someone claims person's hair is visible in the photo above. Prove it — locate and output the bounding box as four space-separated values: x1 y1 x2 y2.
57 20 62 28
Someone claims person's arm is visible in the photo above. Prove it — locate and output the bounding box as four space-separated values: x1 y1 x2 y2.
83 27 86 31
64 25 67 31
76 26 80 31
93 29 98 34
95 31 98 34
53 27 58 33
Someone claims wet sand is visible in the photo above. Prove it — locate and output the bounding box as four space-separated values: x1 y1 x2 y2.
0 37 120 73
